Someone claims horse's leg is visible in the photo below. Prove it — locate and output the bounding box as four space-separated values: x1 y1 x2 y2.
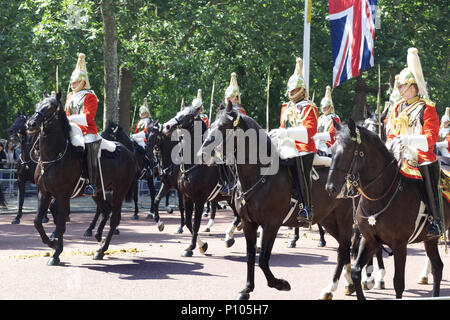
203 201 210 217
182 198 195 257
319 238 351 300
94 199 122 260
94 201 111 244
417 257 431 285
165 193 173 214
259 224 291 292
132 180 139 220
224 200 240 248
12 180 26 224
148 175 156 215
176 189 185 234
423 238 443 297
362 257 375 290
192 201 208 254
317 224 326 247
47 196 70 266
203 201 216 232
84 205 101 237
288 227 299 248
236 221 258 300
391 242 407 299
350 236 377 300
150 183 168 231
374 248 386 289
34 191 52 247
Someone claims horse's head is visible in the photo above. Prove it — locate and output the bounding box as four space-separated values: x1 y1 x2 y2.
7 110 28 139
102 122 121 141
162 105 201 136
145 120 163 154
200 101 241 166
26 92 64 135
326 119 366 198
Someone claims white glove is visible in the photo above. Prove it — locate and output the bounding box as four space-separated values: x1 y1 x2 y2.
131 131 146 140
313 132 331 142
398 134 428 152
67 114 88 126
436 140 448 149
286 127 308 143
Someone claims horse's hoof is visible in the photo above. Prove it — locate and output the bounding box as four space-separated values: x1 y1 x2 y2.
114 228 120 235
84 229 93 237
344 284 355 296
182 250 193 257
362 279 375 290
175 227 183 234
271 279 291 291
288 241 297 248
203 227 210 232
42 217 49 224
418 277 428 285
166 207 173 214
317 240 326 247
318 292 333 300
199 243 208 254
157 221 165 232
93 251 105 260
236 292 250 300
132 215 139 220
11 218 20 225
225 238 235 248
374 281 385 290
47 257 60 266
147 213 154 219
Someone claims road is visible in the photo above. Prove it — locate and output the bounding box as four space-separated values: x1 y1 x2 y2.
0 207 449 301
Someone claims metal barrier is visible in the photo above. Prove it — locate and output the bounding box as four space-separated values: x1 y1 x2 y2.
0 167 178 211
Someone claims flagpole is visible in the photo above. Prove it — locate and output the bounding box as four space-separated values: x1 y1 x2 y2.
266 67 270 131
209 80 215 122
303 0 312 96
56 65 59 93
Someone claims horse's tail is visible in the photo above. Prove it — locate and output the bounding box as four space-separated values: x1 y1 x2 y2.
350 223 361 260
125 179 137 203
0 186 7 209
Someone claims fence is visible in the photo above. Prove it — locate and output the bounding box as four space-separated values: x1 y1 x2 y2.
0 167 179 214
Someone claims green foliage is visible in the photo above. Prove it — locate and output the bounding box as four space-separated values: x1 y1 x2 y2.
0 0 448 137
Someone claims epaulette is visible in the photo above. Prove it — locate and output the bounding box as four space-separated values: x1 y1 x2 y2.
421 98 435 107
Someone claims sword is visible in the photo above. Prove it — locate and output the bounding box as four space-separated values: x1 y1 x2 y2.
209 80 215 122
266 67 270 131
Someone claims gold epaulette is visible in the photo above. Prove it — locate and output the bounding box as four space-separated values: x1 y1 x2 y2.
421 98 435 107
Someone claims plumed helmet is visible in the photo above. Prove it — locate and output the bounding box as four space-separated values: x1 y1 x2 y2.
389 74 401 105
286 58 305 95
320 86 334 112
397 48 428 99
139 98 149 115
192 89 203 108
70 53 91 89
225 72 241 104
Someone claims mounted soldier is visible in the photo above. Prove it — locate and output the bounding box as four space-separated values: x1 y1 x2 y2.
279 57 318 222
314 86 340 157
65 53 99 196
131 98 153 148
192 89 209 127
385 47 443 237
224 72 247 115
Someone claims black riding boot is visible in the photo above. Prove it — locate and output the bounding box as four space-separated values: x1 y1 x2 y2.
296 152 315 222
219 164 232 195
418 160 444 237
84 140 101 196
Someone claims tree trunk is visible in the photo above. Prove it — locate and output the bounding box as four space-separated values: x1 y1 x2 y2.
101 0 119 130
352 75 368 122
118 67 132 134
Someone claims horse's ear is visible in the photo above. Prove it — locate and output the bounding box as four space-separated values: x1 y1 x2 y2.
348 118 356 136
226 100 233 113
154 119 159 127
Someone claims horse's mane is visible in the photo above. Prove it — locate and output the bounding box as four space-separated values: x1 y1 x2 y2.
53 97 72 139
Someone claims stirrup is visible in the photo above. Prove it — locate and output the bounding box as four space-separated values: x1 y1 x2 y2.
297 206 312 222
426 220 441 237
83 185 96 196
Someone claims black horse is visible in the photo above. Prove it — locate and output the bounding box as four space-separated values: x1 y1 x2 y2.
26 93 136 265
326 119 450 299
7 111 51 224
163 106 242 256
199 101 362 300
145 122 186 234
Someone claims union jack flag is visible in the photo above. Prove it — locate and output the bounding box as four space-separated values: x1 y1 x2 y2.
329 0 377 88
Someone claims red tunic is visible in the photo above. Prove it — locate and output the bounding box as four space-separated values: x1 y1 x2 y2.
65 91 98 135
280 101 318 153
386 97 439 179
200 114 209 128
